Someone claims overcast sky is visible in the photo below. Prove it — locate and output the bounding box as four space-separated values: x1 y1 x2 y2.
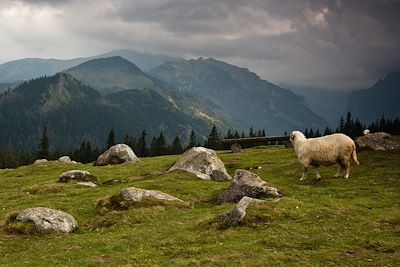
0 0 399 90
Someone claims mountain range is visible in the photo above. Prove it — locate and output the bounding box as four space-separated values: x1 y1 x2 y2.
348 71 400 123
0 49 181 84
0 50 398 153
0 72 217 152
150 57 328 134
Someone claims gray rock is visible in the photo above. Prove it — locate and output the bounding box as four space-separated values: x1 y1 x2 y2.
218 170 281 203
94 144 139 166
34 159 48 164
220 196 265 226
58 156 72 163
16 207 78 233
168 147 231 181
77 182 98 187
121 187 184 203
58 170 97 183
230 143 242 153
355 132 400 151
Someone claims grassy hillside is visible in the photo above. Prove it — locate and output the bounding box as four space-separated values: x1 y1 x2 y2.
1 144 399 266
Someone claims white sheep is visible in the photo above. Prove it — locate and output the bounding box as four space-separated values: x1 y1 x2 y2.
290 131 360 181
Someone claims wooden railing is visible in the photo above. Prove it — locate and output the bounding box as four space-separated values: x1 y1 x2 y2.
221 136 292 150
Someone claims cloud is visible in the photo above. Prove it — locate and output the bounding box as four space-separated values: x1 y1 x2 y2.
0 0 399 90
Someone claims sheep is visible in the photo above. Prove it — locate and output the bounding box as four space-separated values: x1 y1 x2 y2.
289 131 360 181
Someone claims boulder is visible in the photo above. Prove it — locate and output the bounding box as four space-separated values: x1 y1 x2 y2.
230 143 242 153
121 187 184 203
34 159 48 164
220 196 265 226
58 156 72 163
218 170 281 203
94 144 139 166
16 207 78 233
355 132 400 151
58 170 97 183
168 147 231 181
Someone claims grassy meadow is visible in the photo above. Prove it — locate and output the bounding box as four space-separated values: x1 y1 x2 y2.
0 143 399 266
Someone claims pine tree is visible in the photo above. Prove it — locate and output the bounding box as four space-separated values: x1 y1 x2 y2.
338 116 345 133
226 129 233 139
106 128 116 149
149 137 157 156
187 130 197 150
136 130 148 157
323 126 332 136
171 136 184 155
262 129 266 137
37 126 49 159
207 125 221 150
309 128 314 138
249 126 255 137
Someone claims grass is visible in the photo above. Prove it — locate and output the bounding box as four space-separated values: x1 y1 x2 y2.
1 144 399 266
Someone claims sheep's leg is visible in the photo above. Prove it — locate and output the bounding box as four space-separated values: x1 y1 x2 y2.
344 161 350 179
335 164 345 178
315 171 322 181
300 166 308 181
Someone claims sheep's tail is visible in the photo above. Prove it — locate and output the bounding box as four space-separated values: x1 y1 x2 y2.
352 145 360 165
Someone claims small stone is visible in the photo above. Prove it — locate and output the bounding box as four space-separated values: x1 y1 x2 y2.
34 159 48 164
77 182 97 187
58 170 97 183
230 143 242 153
220 196 265 226
121 187 184 203
58 156 72 163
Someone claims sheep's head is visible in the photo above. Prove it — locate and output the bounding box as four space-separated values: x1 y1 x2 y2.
290 131 306 143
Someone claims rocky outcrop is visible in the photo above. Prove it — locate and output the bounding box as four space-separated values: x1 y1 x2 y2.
120 187 183 203
94 144 139 166
219 196 265 226
218 170 281 203
168 147 231 181
355 132 400 151
16 207 78 233
58 170 97 183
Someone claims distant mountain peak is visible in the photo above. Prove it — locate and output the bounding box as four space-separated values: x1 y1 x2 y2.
67 56 143 75
150 58 328 133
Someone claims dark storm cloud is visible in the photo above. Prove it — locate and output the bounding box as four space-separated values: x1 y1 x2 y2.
0 0 399 89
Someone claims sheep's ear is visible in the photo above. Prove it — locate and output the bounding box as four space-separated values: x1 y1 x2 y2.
289 133 294 141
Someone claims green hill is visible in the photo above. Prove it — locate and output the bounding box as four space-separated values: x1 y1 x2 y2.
64 56 154 95
0 73 219 152
1 145 399 266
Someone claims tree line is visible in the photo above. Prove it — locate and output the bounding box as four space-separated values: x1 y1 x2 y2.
1 112 399 169
300 112 400 139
